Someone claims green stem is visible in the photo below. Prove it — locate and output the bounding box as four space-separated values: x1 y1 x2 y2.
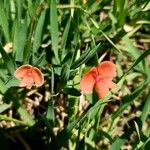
0 114 30 126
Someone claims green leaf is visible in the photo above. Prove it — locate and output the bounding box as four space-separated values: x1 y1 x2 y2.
126 49 150 75
112 83 147 120
5 76 20 88
0 43 15 75
0 103 11 114
32 9 46 62
0 2 10 42
71 43 103 69
109 128 133 150
122 36 140 56
34 52 47 66
119 49 150 81
16 0 23 21
141 92 150 123
17 107 35 126
61 16 71 59
13 17 28 62
57 99 110 148
0 78 7 94
46 99 55 124
50 0 60 63
61 64 70 87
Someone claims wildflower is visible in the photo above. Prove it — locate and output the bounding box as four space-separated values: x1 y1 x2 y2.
14 65 44 89
80 61 117 99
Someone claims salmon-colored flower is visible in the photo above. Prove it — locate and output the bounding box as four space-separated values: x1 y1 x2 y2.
80 61 117 99
14 65 44 89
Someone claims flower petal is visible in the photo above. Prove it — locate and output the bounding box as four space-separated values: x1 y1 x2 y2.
32 67 44 87
14 65 32 78
19 76 34 89
80 68 97 94
109 81 117 89
97 61 116 78
95 79 109 98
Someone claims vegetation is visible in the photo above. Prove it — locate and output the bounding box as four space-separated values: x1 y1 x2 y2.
0 0 150 149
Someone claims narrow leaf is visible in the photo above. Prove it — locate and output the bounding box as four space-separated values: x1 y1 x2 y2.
71 43 103 69
0 103 11 114
0 43 15 75
32 9 46 62
17 107 35 126
109 128 133 150
0 2 10 42
112 83 147 120
61 16 71 58
141 92 150 123
50 0 60 63
13 17 28 62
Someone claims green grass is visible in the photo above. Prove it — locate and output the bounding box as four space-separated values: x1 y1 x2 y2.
0 0 150 149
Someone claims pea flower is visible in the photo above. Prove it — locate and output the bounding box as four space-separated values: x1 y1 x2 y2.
80 61 117 98
14 65 44 89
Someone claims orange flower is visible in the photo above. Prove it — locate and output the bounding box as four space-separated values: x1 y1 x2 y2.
80 61 117 98
14 65 44 89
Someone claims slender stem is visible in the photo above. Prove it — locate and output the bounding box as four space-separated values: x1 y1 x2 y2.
57 4 90 16
0 114 29 126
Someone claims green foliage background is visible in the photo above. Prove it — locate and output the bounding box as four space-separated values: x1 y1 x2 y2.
0 0 150 149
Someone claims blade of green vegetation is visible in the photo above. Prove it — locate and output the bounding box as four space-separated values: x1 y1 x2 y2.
57 99 112 148
118 49 150 81
50 0 60 63
122 36 141 59
112 83 147 120
46 67 55 124
126 49 150 75
61 64 70 86
0 1 10 42
0 78 7 94
34 52 47 66
141 92 150 123
113 0 126 27
0 103 11 114
5 76 20 88
71 43 102 69
134 121 141 141
13 17 28 62
109 127 133 150
16 0 23 21
17 107 35 126
61 16 71 59
0 43 15 75
32 9 46 63
46 99 55 124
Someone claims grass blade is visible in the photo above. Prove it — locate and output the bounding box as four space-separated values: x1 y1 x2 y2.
0 1 10 42
141 92 150 123
17 107 35 126
0 103 11 114
61 16 71 59
0 43 15 75
112 83 147 120
109 127 133 150
13 17 28 62
32 9 46 63
71 43 103 69
125 49 150 74
50 0 60 63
